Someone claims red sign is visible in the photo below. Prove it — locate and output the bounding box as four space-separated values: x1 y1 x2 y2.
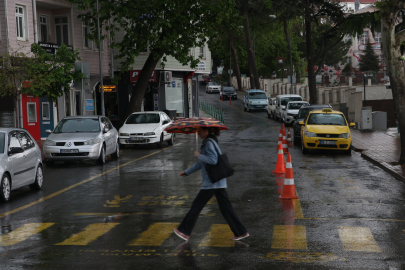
336 70 341 76
129 70 157 83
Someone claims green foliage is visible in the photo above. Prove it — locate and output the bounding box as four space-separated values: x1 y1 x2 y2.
342 62 354 74
359 43 380 72
27 44 84 101
68 0 234 72
0 44 83 101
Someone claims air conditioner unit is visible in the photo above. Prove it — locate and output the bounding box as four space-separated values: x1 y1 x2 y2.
160 71 172 83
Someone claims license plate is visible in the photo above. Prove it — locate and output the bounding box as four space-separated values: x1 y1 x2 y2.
319 140 336 145
130 137 144 142
60 149 79 153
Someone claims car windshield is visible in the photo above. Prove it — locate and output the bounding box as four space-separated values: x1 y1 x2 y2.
209 82 219 86
126 114 160 124
307 113 347 126
281 97 302 106
54 118 100 133
223 87 235 93
0 133 4 154
288 103 306 110
248 92 267 99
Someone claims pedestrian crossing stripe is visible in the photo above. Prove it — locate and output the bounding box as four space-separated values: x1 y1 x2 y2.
338 226 382 252
0 223 385 252
128 222 179 246
55 223 119 246
0 223 55 246
199 224 234 247
271 225 308 250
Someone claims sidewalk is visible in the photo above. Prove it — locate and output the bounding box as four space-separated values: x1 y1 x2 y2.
351 128 405 182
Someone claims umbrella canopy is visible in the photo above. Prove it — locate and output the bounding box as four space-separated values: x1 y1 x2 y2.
165 117 228 134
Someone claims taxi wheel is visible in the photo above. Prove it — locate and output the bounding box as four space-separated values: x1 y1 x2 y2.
344 145 352 155
301 141 309 154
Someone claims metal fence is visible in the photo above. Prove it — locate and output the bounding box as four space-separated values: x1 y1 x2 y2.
199 100 225 124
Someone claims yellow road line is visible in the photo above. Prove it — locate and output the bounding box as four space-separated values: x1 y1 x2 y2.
0 144 181 218
56 223 119 245
293 199 304 219
271 225 307 250
128 222 179 246
199 224 234 247
0 223 55 246
338 226 382 252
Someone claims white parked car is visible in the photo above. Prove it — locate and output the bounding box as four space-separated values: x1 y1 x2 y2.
282 101 309 125
119 112 173 148
266 97 277 119
206 82 221 93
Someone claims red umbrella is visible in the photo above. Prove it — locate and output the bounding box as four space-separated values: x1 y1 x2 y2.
164 117 228 149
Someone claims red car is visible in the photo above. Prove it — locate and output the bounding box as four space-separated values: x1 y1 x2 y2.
202 75 212 84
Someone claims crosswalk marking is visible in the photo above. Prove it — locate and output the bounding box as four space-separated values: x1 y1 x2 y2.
338 226 382 252
199 224 234 247
128 222 179 246
55 223 119 246
271 225 307 250
0 223 55 246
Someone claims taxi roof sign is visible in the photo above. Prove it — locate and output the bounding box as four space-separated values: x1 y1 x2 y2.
322 108 333 113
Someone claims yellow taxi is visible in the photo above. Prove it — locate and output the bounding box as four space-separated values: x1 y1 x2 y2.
299 108 355 154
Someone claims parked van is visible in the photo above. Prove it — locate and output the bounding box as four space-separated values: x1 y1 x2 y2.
274 94 303 122
243 89 268 112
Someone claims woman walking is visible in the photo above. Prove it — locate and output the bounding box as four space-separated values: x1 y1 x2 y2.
173 126 249 242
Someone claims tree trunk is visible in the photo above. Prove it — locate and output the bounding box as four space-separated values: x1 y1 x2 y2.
381 8 405 164
230 35 242 91
126 49 163 118
242 0 260 90
305 16 317 104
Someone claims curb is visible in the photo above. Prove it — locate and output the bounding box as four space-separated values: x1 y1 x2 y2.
352 144 405 183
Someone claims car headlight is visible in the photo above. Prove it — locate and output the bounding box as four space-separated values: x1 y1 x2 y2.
339 133 351 139
249 100 253 104
144 132 155 136
44 140 56 146
303 131 317 137
84 138 101 145
120 133 129 136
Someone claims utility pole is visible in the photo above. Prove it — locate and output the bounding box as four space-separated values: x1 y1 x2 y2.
288 20 293 92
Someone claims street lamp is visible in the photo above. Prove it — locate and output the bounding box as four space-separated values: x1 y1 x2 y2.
363 73 373 100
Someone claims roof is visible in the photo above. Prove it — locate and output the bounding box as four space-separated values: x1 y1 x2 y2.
130 111 164 114
310 109 343 114
276 94 302 98
0 127 29 133
287 101 309 104
301 104 332 109
64 115 100 119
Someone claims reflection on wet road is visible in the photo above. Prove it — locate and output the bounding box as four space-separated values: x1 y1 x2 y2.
0 87 405 269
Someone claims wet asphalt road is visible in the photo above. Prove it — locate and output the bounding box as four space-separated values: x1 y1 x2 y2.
1 86 405 269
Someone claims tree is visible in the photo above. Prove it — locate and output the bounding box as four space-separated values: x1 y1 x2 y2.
69 0 234 116
359 42 380 72
0 44 83 127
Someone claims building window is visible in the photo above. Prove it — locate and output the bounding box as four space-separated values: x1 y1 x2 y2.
55 17 69 45
199 46 204 58
42 102 50 120
39 15 49 42
82 20 92 49
361 31 368 45
15 5 26 40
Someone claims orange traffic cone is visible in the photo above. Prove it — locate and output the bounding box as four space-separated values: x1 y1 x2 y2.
272 143 286 174
280 153 299 199
287 128 292 147
276 127 283 150
282 131 289 154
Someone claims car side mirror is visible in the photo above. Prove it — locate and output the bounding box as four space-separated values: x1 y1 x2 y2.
45 129 52 134
8 147 24 155
299 121 304 125
350 122 355 127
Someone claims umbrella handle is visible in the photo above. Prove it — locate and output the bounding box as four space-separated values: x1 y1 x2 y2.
196 132 198 151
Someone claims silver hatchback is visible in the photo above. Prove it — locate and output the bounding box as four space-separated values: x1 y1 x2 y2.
0 128 43 202
43 116 119 165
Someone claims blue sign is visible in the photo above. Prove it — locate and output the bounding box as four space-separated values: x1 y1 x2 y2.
172 81 176 87
85 99 94 111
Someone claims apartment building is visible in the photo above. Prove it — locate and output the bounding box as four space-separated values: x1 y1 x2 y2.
0 0 111 140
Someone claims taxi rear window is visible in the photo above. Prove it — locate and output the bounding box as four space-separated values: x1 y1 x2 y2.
307 113 347 126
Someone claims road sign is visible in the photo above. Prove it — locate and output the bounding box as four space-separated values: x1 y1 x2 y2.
228 69 233 75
